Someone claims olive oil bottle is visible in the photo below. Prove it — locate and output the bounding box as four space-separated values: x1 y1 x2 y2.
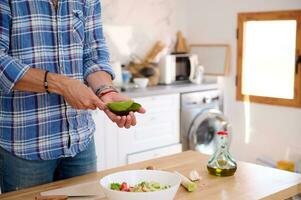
207 131 237 177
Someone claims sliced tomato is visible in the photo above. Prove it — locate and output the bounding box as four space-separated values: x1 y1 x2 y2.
120 182 129 191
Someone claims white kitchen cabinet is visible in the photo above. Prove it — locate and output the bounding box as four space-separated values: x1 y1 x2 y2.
127 143 182 164
92 93 181 170
92 109 119 171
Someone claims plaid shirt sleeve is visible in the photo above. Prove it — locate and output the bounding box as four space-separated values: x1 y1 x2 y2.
0 0 30 94
83 0 115 80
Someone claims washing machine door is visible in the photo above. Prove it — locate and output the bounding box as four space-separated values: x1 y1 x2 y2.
188 109 231 155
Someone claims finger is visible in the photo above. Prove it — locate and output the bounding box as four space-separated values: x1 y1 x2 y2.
130 112 137 126
95 99 107 110
89 104 97 110
76 102 85 110
104 109 119 123
124 115 132 129
82 100 94 110
93 97 106 110
117 116 127 128
137 107 146 114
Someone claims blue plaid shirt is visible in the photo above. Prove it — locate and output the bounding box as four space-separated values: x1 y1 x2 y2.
0 0 113 160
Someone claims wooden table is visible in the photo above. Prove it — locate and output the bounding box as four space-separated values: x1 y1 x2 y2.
1 151 301 200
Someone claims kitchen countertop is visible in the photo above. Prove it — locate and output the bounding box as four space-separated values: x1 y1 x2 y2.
121 82 219 98
2 151 301 200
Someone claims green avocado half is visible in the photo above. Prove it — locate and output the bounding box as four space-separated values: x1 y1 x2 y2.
107 100 142 116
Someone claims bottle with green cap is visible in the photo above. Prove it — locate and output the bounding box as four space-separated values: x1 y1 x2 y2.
207 131 237 177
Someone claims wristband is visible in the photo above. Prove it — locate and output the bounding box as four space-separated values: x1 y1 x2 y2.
98 89 118 98
95 85 118 97
44 71 50 94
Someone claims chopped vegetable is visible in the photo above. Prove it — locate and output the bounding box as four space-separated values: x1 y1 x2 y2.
109 181 170 192
174 171 197 192
120 182 130 192
110 183 121 191
189 170 201 181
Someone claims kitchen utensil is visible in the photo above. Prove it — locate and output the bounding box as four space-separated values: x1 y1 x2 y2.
139 67 155 77
143 41 166 64
133 78 149 88
40 181 105 199
126 41 165 79
175 31 189 54
147 66 160 86
100 170 181 200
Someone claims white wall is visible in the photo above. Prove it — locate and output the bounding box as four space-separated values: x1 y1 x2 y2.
186 0 301 163
102 0 187 64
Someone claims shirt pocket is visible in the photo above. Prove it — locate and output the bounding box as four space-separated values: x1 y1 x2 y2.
72 10 85 45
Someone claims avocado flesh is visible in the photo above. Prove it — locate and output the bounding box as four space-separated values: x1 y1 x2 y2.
107 100 133 112
107 101 141 116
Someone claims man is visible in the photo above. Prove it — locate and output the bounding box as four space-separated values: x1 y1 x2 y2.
0 0 145 193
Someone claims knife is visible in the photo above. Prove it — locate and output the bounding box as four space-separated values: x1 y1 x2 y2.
40 181 106 199
36 194 99 200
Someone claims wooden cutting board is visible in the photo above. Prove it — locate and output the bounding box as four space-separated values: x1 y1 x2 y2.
40 181 105 200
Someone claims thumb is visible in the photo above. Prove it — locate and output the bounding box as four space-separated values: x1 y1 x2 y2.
138 107 146 114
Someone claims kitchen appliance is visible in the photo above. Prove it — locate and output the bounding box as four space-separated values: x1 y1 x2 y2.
180 90 231 155
159 54 198 84
189 65 204 84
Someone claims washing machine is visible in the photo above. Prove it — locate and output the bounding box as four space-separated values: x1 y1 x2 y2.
180 89 231 155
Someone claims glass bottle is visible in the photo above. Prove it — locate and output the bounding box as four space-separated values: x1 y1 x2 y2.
207 131 237 177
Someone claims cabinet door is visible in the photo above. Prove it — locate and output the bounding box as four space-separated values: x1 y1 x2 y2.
92 110 119 170
127 143 182 164
91 110 106 171
117 94 180 165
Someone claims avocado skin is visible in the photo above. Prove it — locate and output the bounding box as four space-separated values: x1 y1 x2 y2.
128 102 141 112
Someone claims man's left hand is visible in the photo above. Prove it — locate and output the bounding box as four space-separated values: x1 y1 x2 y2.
100 92 146 129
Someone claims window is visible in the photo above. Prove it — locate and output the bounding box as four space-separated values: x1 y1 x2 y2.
236 10 301 107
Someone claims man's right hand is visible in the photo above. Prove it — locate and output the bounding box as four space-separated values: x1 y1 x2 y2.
60 78 105 110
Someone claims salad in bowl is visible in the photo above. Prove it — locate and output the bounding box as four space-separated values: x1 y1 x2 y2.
99 170 181 200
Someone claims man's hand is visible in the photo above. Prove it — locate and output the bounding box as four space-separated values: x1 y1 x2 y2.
100 92 146 129
60 78 105 110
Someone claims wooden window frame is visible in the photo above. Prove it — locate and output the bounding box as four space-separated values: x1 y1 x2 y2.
236 10 301 108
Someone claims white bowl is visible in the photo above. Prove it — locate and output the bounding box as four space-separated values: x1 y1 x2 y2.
133 78 149 88
100 170 181 200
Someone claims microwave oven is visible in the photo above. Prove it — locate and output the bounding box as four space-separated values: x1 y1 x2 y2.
158 54 199 84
